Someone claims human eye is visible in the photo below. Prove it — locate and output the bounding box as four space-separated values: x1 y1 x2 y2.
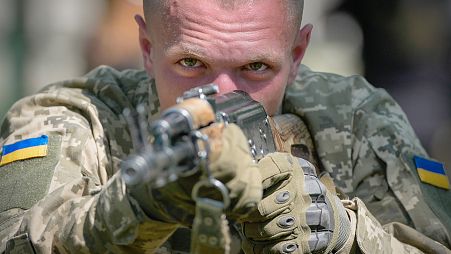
241 61 273 81
243 62 269 72
178 58 204 68
174 57 206 78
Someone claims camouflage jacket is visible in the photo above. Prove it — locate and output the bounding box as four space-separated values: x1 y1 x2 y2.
0 65 449 253
284 66 451 246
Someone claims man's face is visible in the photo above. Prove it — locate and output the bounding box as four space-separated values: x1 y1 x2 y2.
138 0 311 115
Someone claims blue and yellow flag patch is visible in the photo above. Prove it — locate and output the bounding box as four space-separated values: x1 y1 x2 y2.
0 135 49 166
414 155 449 190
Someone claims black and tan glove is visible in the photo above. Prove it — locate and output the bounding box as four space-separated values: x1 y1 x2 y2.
240 152 351 253
128 123 263 226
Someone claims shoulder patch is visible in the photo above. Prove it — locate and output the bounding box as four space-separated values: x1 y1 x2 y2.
414 155 449 190
0 135 48 166
0 135 61 212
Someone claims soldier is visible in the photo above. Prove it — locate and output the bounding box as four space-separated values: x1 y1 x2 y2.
0 0 450 253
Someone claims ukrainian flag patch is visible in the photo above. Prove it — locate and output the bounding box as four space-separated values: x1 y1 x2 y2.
0 135 49 166
414 155 449 190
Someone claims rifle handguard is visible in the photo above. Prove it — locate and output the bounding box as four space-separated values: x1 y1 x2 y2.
120 83 314 186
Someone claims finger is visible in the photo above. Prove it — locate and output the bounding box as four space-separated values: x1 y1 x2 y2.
208 123 263 219
242 212 298 240
242 238 309 254
257 153 299 189
244 176 295 221
227 163 262 220
199 122 225 162
210 123 253 180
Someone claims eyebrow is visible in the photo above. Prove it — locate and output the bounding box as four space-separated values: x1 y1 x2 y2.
165 43 285 66
165 43 206 58
248 52 283 65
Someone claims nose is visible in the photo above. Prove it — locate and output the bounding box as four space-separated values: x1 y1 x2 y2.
212 73 238 95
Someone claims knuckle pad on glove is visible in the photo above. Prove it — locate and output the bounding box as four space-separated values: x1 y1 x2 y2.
242 155 334 254
246 179 296 220
241 156 349 253
242 239 303 254
242 154 311 248
266 240 301 254
243 212 298 240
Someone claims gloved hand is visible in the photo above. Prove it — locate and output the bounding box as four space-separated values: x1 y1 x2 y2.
128 123 263 226
240 153 351 253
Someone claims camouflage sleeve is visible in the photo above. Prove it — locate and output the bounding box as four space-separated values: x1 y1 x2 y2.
0 89 177 253
350 83 451 246
284 66 451 248
342 198 450 254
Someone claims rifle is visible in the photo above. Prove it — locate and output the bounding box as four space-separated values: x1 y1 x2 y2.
120 83 330 253
120 83 317 187
122 83 266 187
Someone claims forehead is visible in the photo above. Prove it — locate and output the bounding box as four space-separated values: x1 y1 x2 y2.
154 0 288 20
149 0 292 50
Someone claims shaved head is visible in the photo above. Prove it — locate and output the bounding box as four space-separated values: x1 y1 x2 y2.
137 0 312 114
143 0 304 35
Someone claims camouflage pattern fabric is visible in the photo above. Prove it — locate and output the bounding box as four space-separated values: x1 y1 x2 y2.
0 67 174 253
0 65 449 253
284 65 451 247
349 198 435 254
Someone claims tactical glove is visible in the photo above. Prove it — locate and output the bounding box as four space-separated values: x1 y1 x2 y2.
240 153 351 253
128 123 263 226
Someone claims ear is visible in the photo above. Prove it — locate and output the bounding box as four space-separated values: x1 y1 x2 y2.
135 15 154 77
288 24 313 85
